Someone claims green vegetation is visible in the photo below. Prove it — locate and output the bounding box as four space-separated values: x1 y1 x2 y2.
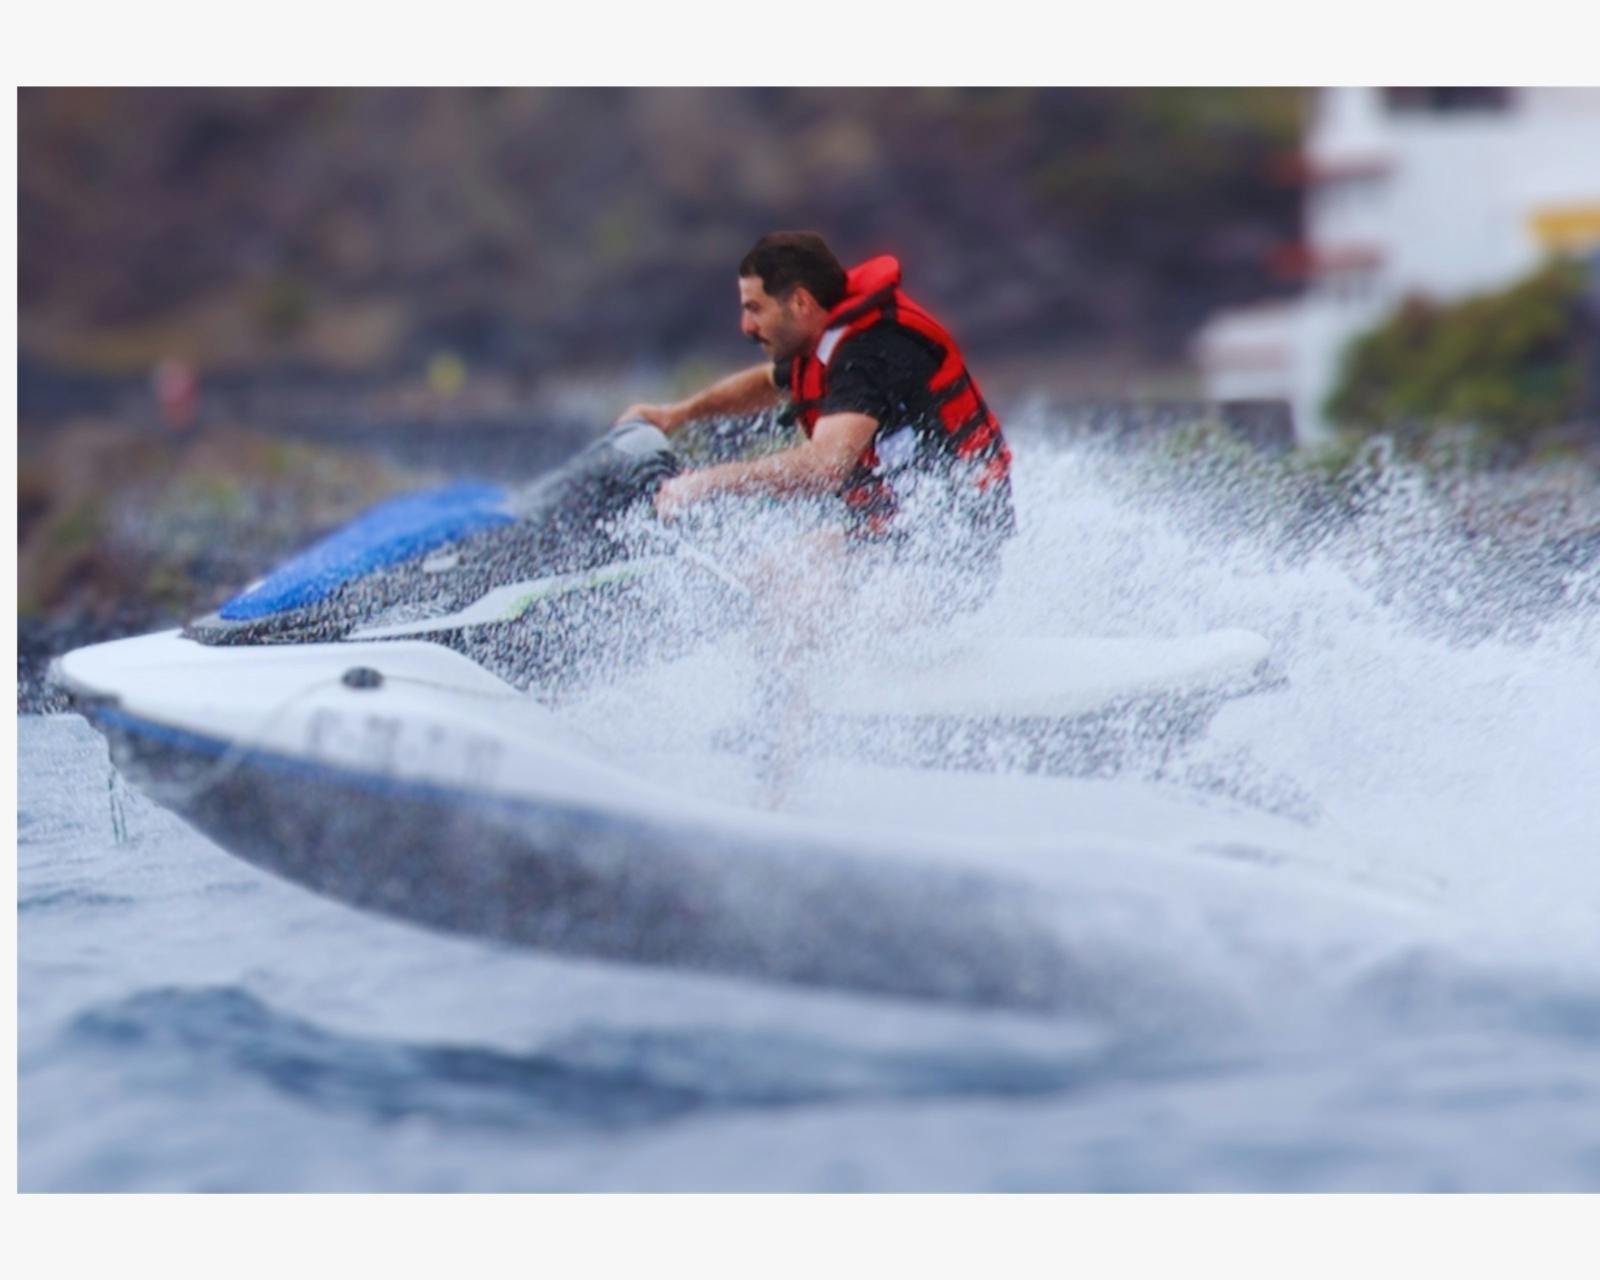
1325 260 1594 459
17 422 423 622
255 273 314 341
47 498 106 554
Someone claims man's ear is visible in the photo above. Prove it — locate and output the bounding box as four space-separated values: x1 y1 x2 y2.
788 286 821 319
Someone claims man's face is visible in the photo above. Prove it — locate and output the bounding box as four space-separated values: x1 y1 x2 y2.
739 275 820 363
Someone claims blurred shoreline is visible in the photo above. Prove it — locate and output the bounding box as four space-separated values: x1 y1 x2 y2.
19 356 1598 715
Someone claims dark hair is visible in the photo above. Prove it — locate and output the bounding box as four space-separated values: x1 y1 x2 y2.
739 232 847 309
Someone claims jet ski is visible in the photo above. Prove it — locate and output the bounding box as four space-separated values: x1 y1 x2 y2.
50 422 1276 1010
178 419 735 690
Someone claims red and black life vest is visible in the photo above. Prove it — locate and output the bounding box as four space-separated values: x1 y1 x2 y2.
787 256 1012 539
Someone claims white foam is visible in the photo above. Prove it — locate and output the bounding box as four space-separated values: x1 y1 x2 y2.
564 424 1600 975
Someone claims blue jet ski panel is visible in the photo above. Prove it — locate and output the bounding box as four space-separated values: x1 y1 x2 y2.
219 484 514 621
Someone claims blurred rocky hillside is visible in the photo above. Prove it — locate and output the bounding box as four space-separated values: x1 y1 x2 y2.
19 87 1304 388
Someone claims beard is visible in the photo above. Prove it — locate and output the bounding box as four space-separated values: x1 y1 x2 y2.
752 327 806 364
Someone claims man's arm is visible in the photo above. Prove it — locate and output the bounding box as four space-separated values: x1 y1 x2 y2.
617 364 780 434
655 412 878 519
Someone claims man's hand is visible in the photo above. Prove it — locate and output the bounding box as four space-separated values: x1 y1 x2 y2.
651 411 878 523
616 403 683 433
616 365 779 437
653 472 704 522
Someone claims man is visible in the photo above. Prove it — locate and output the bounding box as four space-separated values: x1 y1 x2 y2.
618 231 1015 621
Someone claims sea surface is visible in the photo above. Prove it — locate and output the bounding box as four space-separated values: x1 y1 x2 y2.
17 429 1600 1191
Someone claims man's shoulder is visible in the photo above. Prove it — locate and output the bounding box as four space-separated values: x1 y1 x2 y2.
829 323 941 375
817 323 943 422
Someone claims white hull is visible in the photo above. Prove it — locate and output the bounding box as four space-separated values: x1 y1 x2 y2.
53 625 1275 1010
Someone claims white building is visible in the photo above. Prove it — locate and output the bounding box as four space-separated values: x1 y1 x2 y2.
1195 87 1600 443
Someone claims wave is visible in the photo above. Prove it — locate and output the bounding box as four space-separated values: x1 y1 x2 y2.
63 985 1199 1133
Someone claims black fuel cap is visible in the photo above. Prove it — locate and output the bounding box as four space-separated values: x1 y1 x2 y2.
342 667 384 690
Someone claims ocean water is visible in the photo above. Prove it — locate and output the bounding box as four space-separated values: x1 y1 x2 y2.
17 429 1600 1191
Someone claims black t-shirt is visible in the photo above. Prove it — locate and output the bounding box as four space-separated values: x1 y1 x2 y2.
773 327 943 432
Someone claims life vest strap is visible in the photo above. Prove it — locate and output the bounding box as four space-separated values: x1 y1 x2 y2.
826 284 898 330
